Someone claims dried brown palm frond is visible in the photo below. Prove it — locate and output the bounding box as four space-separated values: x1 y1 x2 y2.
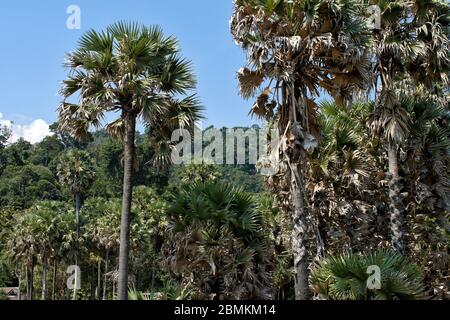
342 149 372 179
371 88 411 144
249 88 276 120
106 118 126 141
237 67 265 99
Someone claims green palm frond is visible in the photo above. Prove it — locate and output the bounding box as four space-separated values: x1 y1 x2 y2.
162 181 274 299
310 250 426 300
160 55 196 94
58 21 202 153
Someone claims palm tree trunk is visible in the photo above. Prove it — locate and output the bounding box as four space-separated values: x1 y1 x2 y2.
103 250 109 300
90 267 95 300
286 86 311 300
28 260 35 300
25 264 29 300
96 260 101 300
75 193 81 237
117 112 136 300
388 142 405 253
52 261 57 300
73 193 81 300
290 164 311 300
72 255 78 300
16 267 22 301
41 263 47 300
151 236 157 290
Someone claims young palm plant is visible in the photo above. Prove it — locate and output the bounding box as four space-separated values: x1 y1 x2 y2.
58 22 203 299
310 250 425 300
231 0 372 299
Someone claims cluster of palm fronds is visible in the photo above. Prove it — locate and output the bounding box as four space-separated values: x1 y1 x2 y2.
231 0 449 300
310 250 425 300
304 95 449 298
161 182 274 300
128 281 192 300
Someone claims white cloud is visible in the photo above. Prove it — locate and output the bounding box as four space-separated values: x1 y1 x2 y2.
0 112 12 128
0 113 52 144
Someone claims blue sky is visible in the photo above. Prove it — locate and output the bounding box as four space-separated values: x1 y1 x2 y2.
0 1 259 142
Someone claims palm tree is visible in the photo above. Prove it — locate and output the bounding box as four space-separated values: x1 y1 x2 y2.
84 198 122 300
58 22 202 299
404 93 450 209
49 207 77 300
57 149 94 299
31 202 69 301
162 182 274 300
7 202 70 300
8 213 38 300
369 0 449 253
231 0 371 299
308 101 381 254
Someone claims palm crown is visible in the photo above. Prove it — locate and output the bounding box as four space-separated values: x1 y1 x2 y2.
57 149 95 196
58 21 202 143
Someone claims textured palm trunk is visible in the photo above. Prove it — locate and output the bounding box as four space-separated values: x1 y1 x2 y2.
90 267 96 300
73 193 81 300
103 250 109 300
388 142 405 253
285 86 311 300
41 263 47 300
25 265 28 300
96 260 101 300
290 164 311 300
52 261 57 300
28 260 35 300
72 255 79 300
75 193 81 237
118 111 136 300
151 236 157 290
17 273 22 301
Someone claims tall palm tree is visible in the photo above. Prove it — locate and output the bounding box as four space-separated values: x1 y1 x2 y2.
58 22 203 299
231 0 371 299
369 0 449 253
57 149 94 299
